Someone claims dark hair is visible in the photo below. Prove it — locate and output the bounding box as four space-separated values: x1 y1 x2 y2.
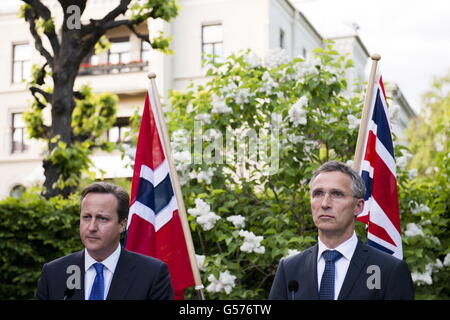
310 161 366 199
80 182 129 222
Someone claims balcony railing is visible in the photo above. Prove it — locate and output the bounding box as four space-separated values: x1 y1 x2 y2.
78 60 149 76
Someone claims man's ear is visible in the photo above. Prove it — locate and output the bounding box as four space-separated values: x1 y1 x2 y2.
119 218 127 233
354 198 364 216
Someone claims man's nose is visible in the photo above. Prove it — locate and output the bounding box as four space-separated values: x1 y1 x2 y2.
321 192 332 208
88 219 98 231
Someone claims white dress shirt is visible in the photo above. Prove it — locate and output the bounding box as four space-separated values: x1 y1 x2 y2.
317 232 358 300
84 244 121 300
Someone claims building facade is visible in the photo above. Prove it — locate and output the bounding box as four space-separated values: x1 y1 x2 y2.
0 0 414 199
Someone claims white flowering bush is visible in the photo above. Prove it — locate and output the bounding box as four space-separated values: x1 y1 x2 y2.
162 46 449 299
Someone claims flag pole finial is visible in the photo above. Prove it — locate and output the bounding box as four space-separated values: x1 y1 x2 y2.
147 72 157 79
371 54 381 61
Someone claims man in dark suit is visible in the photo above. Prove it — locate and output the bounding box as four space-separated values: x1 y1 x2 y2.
269 161 414 300
36 182 173 300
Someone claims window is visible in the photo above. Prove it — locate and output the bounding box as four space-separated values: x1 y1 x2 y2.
202 24 223 63
81 49 99 67
141 39 151 62
107 117 130 144
108 38 130 73
108 38 130 64
12 43 31 83
11 112 29 154
279 28 285 49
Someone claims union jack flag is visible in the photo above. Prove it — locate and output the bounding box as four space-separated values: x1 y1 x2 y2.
356 74 403 259
125 88 195 299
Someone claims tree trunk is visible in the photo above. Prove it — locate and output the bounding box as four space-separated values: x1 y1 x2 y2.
42 49 79 199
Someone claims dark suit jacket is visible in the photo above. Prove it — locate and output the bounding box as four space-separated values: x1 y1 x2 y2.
35 247 173 300
269 239 414 300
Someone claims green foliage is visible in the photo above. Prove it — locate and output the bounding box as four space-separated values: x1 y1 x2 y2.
0 193 82 299
151 32 174 55
406 71 450 176
167 47 367 299
128 0 178 53
166 47 449 299
402 73 450 298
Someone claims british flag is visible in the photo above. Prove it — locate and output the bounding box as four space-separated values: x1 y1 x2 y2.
356 74 403 259
125 88 195 299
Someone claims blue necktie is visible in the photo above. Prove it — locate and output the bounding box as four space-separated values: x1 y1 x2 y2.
89 263 104 300
319 250 342 300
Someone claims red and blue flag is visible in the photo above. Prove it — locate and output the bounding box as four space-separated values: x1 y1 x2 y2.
356 74 403 259
125 89 195 299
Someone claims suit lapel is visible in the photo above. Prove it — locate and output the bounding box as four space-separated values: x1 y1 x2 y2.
71 250 85 300
106 249 136 300
338 239 369 300
301 245 319 299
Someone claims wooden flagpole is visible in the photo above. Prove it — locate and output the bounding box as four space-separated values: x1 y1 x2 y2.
353 54 381 173
147 73 205 300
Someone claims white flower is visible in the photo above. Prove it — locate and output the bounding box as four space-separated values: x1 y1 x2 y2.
197 211 221 231
443 253 450 266
408 169 418 179
347 114 359 130
295 55 320 78
411 271 433 286
264 48 288 68
259 71 279 95
196 167 216 184
285 249 301 258
234 88 253 104
244 52 261 68
189 199 220 231
271 112 283 127
188 198 211 217
411 203 431 215
221 82 238 99
211 98 232 114
173 150 192 171
404 223 424 238
206 270 237 294
195 113 211 124
226 215 246 229
288 134 303 144
195 254 208 272
239 230 265 254
288 96 308 126
433 259 443 270
430 236 441 246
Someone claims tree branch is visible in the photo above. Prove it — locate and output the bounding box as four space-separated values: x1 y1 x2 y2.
23 7 54 67
126 23 150 43
22 0 60 59
98 0 132 25
30 86 52 103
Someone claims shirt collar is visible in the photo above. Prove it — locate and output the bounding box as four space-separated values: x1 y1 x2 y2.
317 232 358 262
84 244 121 273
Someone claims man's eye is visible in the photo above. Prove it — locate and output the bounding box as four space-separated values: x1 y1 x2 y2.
331 191 344 198
313 191 324 197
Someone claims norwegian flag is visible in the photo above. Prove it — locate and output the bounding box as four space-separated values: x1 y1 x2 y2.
356 74 403 259
125 89 195 299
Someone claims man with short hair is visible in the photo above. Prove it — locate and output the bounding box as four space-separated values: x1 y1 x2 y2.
269 161 414 300
36 182 173 300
